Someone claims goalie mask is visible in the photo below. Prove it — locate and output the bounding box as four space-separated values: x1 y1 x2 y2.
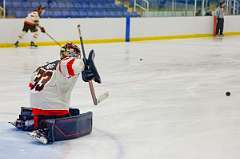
60 43 81 60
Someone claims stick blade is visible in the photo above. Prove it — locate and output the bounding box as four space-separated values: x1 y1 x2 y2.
96 91 109 105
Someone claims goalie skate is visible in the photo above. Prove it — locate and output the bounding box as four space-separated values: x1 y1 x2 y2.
9 119 34 130
28 129 48 144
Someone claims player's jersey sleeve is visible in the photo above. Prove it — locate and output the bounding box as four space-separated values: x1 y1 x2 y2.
59 57 85 78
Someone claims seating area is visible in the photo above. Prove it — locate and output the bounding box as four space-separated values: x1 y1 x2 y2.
5 0 139 18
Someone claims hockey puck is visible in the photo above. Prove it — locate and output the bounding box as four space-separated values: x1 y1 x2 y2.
139 58 143 61
225 91 231 96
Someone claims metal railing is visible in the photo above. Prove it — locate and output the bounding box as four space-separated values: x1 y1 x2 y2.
227 0 240 15
137 0 240 17
133 0 149 12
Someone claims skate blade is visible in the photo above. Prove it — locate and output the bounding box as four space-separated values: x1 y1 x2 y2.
30 46 38 49
28 131 37 138
28 132 48 144
8 121 16 127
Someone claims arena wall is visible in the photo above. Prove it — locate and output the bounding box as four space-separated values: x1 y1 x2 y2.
0 16 240 47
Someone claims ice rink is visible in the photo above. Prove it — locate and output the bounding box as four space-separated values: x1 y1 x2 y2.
0 37 240 159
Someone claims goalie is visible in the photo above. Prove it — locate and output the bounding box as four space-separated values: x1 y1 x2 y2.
11 43 101 144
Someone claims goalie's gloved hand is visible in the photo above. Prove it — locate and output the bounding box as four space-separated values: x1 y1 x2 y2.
40 27 46 33
82 68 95 82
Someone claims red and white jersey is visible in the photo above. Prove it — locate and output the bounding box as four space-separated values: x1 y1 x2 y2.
24 11 40 26
29 57 85 110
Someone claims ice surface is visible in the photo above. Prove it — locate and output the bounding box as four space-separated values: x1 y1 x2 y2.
0 37 240 159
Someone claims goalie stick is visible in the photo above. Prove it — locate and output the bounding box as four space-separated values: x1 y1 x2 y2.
77 24 109 105
96 91 109 104
89 83 109 105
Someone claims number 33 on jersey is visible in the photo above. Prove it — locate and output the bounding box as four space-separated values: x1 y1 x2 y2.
28 57 85 110
29 61 57 92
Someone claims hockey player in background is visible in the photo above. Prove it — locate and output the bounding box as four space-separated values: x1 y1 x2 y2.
11 42 101 144
14 5 46 48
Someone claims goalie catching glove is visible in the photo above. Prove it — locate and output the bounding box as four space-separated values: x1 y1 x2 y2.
82 50 101 83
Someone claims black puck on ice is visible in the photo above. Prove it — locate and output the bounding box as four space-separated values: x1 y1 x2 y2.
139 58 143 61
225 91 231 96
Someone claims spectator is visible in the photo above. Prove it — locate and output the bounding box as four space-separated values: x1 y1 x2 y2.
215 1 225 36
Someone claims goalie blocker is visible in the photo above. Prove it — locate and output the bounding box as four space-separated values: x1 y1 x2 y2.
82 49 101 84
12 107 92 144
